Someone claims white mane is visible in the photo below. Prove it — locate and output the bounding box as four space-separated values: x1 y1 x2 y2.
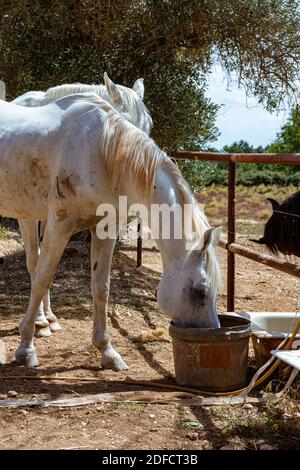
100 108 221 292
45 83 105 103
102 110 162 198
117 84 153 130
162 158 222 293
44 82 153 130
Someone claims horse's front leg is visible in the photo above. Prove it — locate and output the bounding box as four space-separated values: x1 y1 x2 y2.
42 290 61 332
19 219 52 337
39 220 62 333
90 227 128 371
16 216 74 367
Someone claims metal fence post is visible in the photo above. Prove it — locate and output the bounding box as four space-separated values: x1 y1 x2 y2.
227 159 236 312
137 219 142 268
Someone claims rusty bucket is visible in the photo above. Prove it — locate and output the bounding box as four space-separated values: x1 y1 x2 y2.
169 314 251 392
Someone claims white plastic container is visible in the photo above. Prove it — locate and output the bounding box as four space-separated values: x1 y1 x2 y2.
224 312 300 367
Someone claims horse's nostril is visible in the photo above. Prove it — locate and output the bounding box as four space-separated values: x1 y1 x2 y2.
190 286 206 299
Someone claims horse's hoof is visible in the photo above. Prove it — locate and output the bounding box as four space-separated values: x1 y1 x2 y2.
35 325 52 338
102 353 129 371
15 348 39 367
49 320 62 333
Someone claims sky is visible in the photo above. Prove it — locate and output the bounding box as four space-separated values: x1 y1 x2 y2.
206 66 288 150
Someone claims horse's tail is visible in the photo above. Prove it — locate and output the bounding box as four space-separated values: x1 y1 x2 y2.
0 80 6 100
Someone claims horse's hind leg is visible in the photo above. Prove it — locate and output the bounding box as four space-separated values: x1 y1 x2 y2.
42 290 61 332
19 219 52 337
90 227 128 371
39 220 62 332
16 216 75 367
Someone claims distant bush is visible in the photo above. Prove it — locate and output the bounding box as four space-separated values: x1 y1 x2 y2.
179 160 300 190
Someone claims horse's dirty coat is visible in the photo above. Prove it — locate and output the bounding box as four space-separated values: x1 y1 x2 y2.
10 74 153 338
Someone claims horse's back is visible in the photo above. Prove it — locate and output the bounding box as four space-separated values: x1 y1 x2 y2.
12 91 46 107
281 190 300 214
0 96 108 219
0 94 107 138
279 191 300 256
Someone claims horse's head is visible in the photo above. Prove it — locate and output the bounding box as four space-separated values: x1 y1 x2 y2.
157 227 222 328
251 197 281 254
104 72 153 135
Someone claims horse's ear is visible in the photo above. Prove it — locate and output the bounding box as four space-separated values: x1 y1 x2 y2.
132 78 144 100
202 228 213 252
104 72 123 107
211 226 222 248
201 226 222 253
267 198 279 211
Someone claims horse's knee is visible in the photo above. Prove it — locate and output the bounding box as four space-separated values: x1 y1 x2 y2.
31 277 51 297
26 254 39 275
92 280 109 305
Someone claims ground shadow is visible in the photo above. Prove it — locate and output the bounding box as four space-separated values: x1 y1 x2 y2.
0 240 161 325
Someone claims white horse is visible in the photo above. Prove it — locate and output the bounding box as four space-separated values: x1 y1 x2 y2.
12 73 153 337
13 73 153 135
0 94 221 370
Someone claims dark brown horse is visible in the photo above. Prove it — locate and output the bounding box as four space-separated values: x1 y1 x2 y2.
252 191 300 257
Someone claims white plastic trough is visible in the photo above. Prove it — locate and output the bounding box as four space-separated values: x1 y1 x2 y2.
225 312 300 366
271 350 300 370
227 311 300 339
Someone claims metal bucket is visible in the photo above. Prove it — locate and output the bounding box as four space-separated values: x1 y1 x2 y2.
169 314 251 392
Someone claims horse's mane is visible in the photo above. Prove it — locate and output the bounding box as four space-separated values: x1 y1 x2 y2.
162 157 221 293
44 82 152 129
117 84 153 129
101 108 221 292
102 110 161 198
45 84 105 104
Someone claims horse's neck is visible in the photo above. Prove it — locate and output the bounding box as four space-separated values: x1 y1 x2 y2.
149 167 191 272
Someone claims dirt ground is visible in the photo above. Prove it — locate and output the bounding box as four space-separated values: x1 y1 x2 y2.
0 186 300 450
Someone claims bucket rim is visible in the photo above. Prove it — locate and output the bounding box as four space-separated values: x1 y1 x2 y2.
169 314 251 340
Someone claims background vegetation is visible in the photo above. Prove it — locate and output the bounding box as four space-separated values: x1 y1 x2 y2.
0 1 300 190
180 110 300 192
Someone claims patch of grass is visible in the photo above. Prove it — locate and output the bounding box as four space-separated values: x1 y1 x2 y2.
182 418 203 429
111 402 141 411
0 226 8 240
74 296 91 307
211 401 300 445
237 221 263 237
82 415 91 425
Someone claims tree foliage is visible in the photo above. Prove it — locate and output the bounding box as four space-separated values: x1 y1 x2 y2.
1 0 300 151
223 140 264 154
267 106 300 153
